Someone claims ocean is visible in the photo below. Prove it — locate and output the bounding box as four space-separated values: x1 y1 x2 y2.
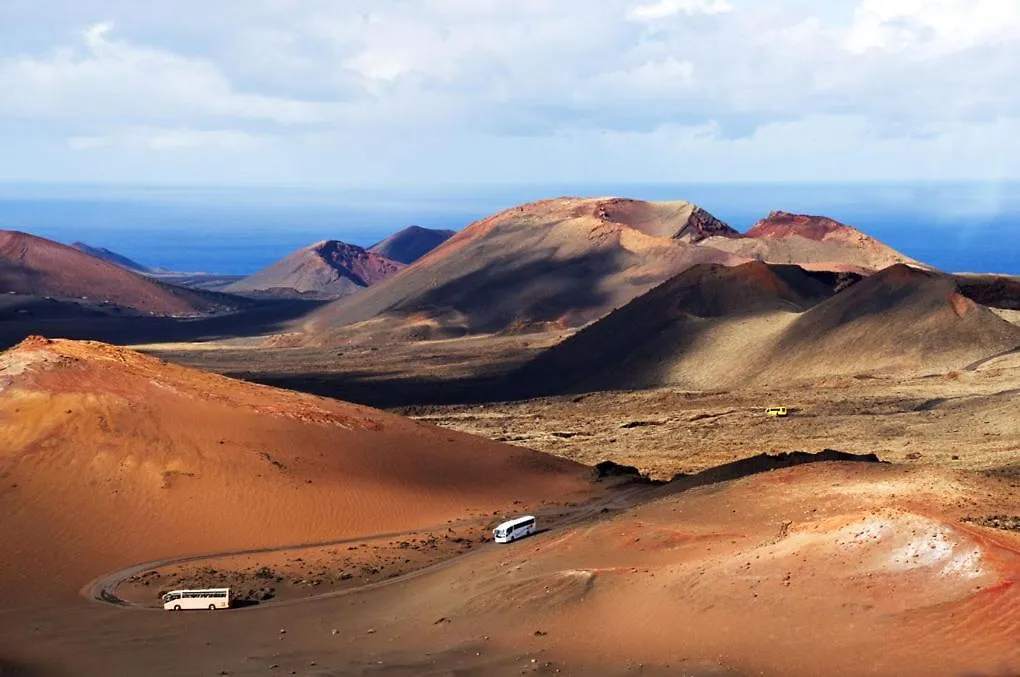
0 182 1018 276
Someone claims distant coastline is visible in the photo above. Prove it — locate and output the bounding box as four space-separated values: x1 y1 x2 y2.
1 181 1018 276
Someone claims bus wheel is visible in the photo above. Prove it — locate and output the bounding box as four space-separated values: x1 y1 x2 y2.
173 605 182 611
208 604 216 610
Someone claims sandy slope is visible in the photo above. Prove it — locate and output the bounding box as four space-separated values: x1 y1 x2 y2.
516 263 1020 393
3 461 1016 677
759 263 1020 379
437 461 1019 677
0 230 231 315
225 240 404 298
369 225 457 264
704 211 923 274
0 337 590 604
302 197 748 341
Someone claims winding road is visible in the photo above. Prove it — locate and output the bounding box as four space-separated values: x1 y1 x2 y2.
85 483 653 611
963 345 1020 372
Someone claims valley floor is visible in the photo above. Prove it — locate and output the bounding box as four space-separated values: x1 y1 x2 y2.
143 333 1020 481
2 331 1018 676
403 355 1020 480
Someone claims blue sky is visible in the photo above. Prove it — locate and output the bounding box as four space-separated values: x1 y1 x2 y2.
2 0 1020 185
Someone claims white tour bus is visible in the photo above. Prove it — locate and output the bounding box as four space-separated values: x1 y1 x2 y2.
162 588 231 611
493 515 537 544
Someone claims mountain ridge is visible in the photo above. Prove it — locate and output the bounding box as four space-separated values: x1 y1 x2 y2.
225 240 405 299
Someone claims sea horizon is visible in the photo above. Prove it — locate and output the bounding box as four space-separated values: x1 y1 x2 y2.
1 180 1018 276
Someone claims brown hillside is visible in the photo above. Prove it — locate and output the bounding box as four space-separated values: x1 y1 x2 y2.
511 262 855 393
765 264 1020 378
705 211 923 273
0 231 228 315
302 198 748 341
0 337 589 604
369 225 457 264
511 263 1020 394
225 240 404 299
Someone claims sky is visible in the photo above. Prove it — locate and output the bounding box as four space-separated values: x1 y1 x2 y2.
2 0 1020 186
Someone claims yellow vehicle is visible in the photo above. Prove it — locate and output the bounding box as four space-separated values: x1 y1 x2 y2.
765 407 788 417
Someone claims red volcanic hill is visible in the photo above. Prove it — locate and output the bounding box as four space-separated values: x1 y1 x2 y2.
512 262 1020 393
705 211 923 274
745 211 859 240
0 337 589 603
225 240 405 299
369 225 457 264
0 230 229 315
302 198 749 341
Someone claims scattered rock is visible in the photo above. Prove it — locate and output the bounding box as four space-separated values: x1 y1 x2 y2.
619 419 666 429
963 515 1020 532
591 460 652 484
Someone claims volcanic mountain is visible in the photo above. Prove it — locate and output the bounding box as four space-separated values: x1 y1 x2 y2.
303 198 748 341
369 225 457 264
705 211 922 273
0 337 588 603
0 230 230 315
514 263 1020 393
70 242 151 273
225 240 405 299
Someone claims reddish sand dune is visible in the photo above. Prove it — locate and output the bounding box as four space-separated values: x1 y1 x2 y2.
705 211 923 273
369 225 457 264
225 240 405 299
0 230 228 315
0 337 589 604
303 197 748 341
512 263 1020 394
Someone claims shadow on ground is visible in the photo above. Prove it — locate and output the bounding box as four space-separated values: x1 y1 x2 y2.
247 370 511 408
662 449 885 495
0 299 326 350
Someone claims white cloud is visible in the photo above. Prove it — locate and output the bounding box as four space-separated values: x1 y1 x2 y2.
0 22 329 126
628 0 733 22
593 57 696 96
136 128 265 151
67 136 110 150
68 128 264 151
845 0 1020 56
2 0 1020 183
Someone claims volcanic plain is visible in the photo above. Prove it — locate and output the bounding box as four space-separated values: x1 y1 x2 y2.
1 199 1019 677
